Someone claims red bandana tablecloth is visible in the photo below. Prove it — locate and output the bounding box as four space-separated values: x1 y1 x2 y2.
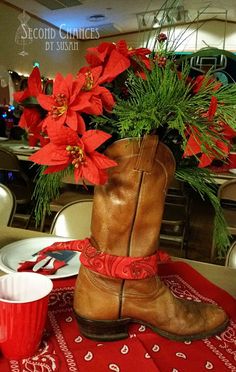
1 261 236 372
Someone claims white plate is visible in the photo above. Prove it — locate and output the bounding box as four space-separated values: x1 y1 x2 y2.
0 137 8 141
229 169 236 174
0 237 80 279
11 145 40 153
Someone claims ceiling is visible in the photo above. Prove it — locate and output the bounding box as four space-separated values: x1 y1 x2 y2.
4 0 236 38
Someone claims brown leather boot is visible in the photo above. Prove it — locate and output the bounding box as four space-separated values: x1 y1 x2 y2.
73 135 228 341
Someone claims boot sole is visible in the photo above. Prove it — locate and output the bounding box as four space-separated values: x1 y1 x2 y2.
74 313 229 342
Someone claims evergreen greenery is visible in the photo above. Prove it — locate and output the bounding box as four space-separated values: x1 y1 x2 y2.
92 60 236 257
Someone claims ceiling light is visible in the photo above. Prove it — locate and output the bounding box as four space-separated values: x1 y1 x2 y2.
89 14 106 22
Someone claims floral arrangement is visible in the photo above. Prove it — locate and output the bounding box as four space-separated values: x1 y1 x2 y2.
13 4 236 257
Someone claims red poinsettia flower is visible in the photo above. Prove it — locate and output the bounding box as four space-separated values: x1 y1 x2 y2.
192 75 222 94
18 107 47 146
86 40 151 72
183 126 229 167
116 40 151 71
37 73 91 133
77 64 120 115
13 67 42 103
77 50 131 115
85 42 116 67
219 122 236 140
206 96 218 121
29 126 117 185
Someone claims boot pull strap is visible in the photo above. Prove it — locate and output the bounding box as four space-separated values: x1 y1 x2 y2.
134 134 159 173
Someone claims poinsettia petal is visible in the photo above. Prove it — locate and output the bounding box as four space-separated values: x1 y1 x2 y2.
37 94 55 111
77 113 86 135
83 95 103 115
82 130 112 153
27 134 38 147
78 66 102 87
81 156 101 185
65 109 78 131
98 49 130 84
207 96 217 121
198 153 213 168
28 67 42 97
64 74 74 97
97 169 109 184
116 40 128 56
53 73 69 97
22 108 42 130
89 151 117 169
70 75 86 104
215 139 230 156
183 131 201 157
47 123 79 146
85 42 115 66
44 164 68 174
221 123 236 139
74 167 83 183
29 143 70 166
96 86 115 112
69 92 91 112
13 89 30 103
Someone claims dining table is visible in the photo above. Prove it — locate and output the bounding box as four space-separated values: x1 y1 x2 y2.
0 226 236 371
0 139 39 161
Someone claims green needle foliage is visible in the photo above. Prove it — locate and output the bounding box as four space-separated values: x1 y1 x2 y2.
92 57 236 258
33 166 72 226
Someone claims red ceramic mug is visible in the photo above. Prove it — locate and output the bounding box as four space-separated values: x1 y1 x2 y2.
0 272 53 360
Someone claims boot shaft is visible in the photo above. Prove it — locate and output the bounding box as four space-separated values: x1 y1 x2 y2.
91 135 175 257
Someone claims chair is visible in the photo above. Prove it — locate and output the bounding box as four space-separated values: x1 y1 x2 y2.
0 183 16 226
0 147 34 226
50 199 93 239
160 179 191 257
39 184 94 231
225 241 236 268
211 179 236 261
218 179 236 236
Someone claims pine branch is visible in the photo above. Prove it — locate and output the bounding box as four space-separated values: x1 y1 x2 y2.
32 166 72 226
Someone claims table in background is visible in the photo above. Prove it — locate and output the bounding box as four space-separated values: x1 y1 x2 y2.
0 226 235 298
0 139 38 161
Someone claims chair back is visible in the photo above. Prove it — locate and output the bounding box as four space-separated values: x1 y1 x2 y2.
0 148 21 172
0 147 32 205
225 241 236 268
50 199 93 239
217 179 236 234
160 179 191 257
0 183 16 226
210 179 236 262
218 179 236 204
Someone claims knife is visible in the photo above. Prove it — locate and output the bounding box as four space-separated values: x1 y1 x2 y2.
32 250 76 272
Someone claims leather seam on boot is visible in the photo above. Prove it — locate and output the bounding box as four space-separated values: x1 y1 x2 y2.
83 266 122 295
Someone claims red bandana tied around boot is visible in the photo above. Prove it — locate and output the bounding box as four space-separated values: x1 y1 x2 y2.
35 238 171 279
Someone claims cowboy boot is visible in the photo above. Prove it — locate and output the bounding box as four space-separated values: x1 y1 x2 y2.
73 135 228 341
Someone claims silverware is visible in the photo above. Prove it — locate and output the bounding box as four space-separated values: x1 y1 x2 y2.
32 256 52 272
32 250 76 272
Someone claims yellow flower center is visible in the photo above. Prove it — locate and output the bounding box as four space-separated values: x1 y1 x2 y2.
83 71 94 91
51 93 67 118
66 145 86 168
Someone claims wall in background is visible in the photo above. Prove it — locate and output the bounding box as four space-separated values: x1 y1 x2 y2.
78 20 236 68
0 2 83 78
0 1 236 78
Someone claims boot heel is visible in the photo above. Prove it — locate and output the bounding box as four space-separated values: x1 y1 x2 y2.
74 313 131 341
